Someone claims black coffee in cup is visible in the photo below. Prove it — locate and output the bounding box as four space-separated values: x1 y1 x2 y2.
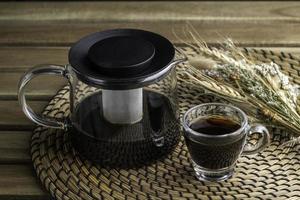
183 103 270 181
184 116 245 169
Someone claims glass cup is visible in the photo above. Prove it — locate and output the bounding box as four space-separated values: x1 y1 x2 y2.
183 103 270 182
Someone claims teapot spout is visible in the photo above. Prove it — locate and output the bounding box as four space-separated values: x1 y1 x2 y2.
170 47 188 67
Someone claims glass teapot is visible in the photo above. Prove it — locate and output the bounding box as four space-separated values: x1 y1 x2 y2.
18 29 187 167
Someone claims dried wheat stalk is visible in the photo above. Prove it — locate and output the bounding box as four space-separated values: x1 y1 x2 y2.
180 27 300 145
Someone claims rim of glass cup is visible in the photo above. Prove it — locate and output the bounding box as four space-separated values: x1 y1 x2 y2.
182 103 248 138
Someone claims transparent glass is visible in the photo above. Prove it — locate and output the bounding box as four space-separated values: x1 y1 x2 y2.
183 103 270 182
67 67 180 167
17 49 186 167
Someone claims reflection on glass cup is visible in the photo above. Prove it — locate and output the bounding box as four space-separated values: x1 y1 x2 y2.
183 103 270 182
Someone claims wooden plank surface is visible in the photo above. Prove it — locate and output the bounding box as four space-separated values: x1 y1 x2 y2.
1 1 300 199
0 47 68 72
0 131 31 164
1 46 300 71
1 2 300 21
0 100 48 130
1 21 300 46
0 2 300 46
1 46 300 100
0 72 66 100
0 165 48 200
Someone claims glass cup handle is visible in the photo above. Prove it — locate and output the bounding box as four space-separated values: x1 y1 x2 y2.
242 124 271 155
18 64 69 129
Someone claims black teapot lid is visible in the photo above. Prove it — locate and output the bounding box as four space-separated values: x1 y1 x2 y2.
69 29 175 90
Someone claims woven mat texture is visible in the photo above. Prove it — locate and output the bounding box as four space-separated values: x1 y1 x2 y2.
31 47 300 200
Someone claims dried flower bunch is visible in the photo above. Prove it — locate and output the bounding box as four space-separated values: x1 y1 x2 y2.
180 29 300 140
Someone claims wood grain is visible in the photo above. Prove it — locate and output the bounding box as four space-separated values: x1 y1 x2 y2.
0 2 299 46
1 2 300 21
0 72 66 100
0 47 68 72
0 131 31 164
0 164 48 200
2 47 300 71
1 20 299 46
1 46 300 100
0 100 48 130
0 1 299 199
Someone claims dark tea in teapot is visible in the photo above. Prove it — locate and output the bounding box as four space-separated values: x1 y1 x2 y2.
71 90 179 167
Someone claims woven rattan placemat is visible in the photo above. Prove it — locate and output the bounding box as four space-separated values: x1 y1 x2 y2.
31 47 300 200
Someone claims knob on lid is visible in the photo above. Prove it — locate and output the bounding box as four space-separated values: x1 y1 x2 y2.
88 36 155 75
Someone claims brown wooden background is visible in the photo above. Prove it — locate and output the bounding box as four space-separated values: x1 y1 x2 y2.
0 1 300 199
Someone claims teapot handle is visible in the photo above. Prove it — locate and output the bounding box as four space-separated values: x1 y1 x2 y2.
18 64 69 129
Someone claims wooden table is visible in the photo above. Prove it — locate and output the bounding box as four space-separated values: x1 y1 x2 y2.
1 1 300 199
